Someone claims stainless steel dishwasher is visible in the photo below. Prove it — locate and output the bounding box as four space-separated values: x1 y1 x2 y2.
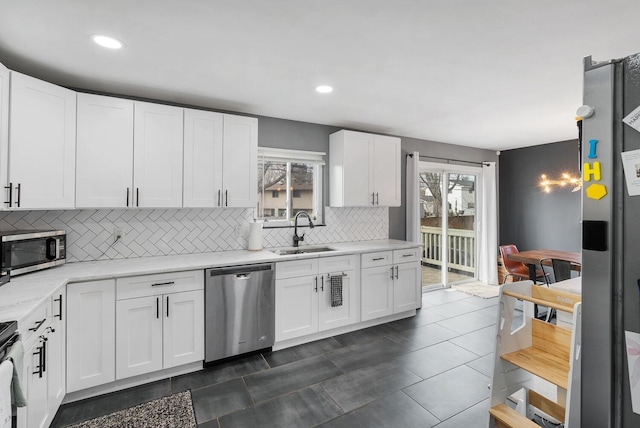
205 263 275 363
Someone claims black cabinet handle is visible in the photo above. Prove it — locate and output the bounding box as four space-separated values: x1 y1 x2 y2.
166 296 169 317
372 257 385 261
376 193 379 205
390 267 394 279
136 188 139 207
54 295 63 320
321 275 324 291
42 337 47 373
371 192 375 205
16 183 21 207
217 190 221 207
314 276 318 292
4 182 12 207
225 190 228 207
32 336 46 377
29 318 46 332
395 265 399 279
156 297 159 319
126 187 130 207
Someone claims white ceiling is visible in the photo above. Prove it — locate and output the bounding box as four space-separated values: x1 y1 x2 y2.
1 0 639 151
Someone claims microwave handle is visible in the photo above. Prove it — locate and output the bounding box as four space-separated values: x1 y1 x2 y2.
45 238 57 260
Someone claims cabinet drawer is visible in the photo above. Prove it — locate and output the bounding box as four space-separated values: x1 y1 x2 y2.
361 251 392 268
276 258 319 280
19 299 51 347
393 248 421 264
318 254 359 274
116 270 204 300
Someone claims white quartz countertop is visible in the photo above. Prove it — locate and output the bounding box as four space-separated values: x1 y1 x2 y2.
0 239 421 325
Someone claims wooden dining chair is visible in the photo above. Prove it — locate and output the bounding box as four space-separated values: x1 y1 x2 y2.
499 244 547 284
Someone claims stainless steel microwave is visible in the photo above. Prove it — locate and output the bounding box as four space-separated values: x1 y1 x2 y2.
1 230 66 284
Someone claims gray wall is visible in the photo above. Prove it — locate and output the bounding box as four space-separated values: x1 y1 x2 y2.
389 138 499 240
498 139 581 252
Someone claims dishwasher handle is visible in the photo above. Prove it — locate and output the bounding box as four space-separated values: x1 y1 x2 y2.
235 273 252 280
207 263 273 277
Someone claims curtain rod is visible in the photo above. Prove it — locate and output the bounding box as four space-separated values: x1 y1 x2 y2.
407 153 491 167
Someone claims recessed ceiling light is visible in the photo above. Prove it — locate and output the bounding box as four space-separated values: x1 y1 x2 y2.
92 35 123 49
315 85 333 94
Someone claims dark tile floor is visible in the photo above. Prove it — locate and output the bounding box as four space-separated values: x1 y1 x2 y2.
51 288 498 427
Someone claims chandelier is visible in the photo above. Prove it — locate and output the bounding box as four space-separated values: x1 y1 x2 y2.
539 173 581 193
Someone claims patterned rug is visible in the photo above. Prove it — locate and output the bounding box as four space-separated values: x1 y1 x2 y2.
68 390 196 428
452 281 500 298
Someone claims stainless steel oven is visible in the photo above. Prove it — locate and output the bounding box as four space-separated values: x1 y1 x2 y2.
1 230 66 284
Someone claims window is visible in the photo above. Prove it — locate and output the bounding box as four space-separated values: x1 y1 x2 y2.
257 148 325 226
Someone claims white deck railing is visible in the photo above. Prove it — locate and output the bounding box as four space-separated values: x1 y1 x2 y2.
421 226 476 273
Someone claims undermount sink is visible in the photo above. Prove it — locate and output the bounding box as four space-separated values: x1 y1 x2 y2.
271 246 336 255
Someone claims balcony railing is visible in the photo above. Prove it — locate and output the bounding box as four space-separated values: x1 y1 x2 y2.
421 226 476 273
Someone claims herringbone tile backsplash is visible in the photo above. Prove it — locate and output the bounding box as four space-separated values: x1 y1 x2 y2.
0 207 388 263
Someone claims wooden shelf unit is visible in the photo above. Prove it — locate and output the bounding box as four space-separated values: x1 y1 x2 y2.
488 281 581 428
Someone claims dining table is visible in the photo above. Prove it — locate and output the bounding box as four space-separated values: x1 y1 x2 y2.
507 249 582 282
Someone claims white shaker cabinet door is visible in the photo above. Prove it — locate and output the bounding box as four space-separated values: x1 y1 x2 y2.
66 280 116 393
275 275 319 341
48 289 66 413
318 270 360 331
76 94 134 207
393 262 420 313
0 61 8 204
372 135 401 207
133 101 184 208
19 338 49 428
361 265 394 321
162 290 204 368
115 295 163 379
8 72 76 209
221 114 258 208
183 108 224 207
329 130 372 207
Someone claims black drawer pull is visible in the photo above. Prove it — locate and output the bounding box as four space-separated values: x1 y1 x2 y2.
151 281 175 287
372 257 385 261
29 318 46 332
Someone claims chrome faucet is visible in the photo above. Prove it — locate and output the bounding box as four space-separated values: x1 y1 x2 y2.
293 211 314 247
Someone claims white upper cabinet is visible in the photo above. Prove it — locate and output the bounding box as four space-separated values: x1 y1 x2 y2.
8 72 76 209
371 135 401 206
183 110 257 208
221 114 258 207
0 62 8 209
76 94 134 208
133 101 184 208
329 130 401 207
183 109 224 207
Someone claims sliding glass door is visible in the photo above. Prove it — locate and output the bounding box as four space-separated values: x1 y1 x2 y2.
419 163 479 290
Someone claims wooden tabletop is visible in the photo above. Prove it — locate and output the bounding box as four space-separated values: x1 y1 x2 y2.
507 249 582 266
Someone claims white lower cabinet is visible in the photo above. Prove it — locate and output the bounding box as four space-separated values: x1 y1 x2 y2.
115 271 204 380
48 288 66 412
66 279 116 393
361 264 395 321
361 249 420 321
275 255 360 342
18 288 65 428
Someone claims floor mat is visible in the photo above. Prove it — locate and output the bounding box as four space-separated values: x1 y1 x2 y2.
452 281 500 298
67 390 196 428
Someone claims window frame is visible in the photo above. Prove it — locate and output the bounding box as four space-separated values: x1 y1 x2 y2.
256 147 325 227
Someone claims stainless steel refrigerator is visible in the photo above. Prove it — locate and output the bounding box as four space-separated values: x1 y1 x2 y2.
582 52 640 427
